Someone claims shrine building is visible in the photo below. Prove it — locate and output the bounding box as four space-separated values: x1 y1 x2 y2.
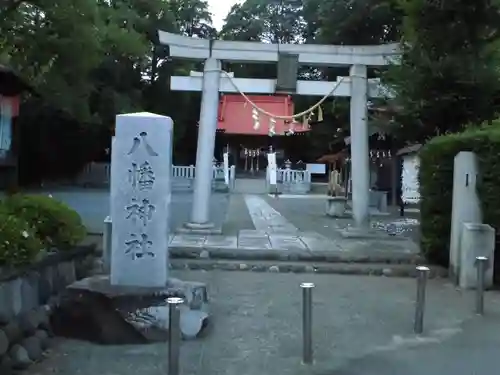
215 94 310 173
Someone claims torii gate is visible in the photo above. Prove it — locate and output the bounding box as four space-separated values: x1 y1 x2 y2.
158 31 399 232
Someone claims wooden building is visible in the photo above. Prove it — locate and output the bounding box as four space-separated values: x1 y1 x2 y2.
215 94 310 174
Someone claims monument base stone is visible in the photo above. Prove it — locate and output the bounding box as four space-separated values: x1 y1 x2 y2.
51 275 209 345
177 222 222 235
325 197 348 217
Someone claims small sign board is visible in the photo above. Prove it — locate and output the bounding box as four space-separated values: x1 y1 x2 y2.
306 163 326 174
223 152 229 185
267 152 277 185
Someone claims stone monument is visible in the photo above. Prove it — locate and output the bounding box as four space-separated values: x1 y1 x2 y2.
110 112 172 286
51 113 209 344
449 152 482 282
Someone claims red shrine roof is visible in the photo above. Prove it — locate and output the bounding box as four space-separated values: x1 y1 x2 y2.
217 94 309 135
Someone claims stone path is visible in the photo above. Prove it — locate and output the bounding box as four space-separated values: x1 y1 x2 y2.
167 194 419 256
167 231 419 260
28 270 500 375
243 195 298 233
169 230 336 252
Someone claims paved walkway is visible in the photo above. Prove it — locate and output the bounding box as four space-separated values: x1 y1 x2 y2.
243 195 298 233
170 231 335 251
167 194 419 256
233 178 267 194
28 270 500 375
168 231 418 255
263 195 421 244
29 187 419 258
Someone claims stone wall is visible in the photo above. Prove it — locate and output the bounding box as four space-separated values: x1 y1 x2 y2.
0 245 96 373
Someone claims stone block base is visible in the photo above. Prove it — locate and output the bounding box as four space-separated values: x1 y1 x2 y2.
50 275 209 344
177 222 223 235
458 223 495 289
325 197 348 217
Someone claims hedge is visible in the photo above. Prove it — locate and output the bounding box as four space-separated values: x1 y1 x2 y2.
2 194 86 251
0 208 44 267
419 124 500 270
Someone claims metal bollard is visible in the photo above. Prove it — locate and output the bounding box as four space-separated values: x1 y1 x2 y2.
414 266 430 334
300 282 314 364
167 297 184 375
476 256 488 315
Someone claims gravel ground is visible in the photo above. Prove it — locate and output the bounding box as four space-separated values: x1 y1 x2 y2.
28 270 500 375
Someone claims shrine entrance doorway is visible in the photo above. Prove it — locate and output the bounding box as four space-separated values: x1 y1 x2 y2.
216 94 306 178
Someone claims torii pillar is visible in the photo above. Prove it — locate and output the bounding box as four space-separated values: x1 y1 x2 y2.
184 57 221 230
349 64 370 228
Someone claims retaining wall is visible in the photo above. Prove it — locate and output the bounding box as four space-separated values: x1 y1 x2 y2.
0 245 96 373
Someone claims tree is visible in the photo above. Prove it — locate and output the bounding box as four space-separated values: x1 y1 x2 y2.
384 0 500 143
0 0 215 183
221 0 304 43
303 0 402 45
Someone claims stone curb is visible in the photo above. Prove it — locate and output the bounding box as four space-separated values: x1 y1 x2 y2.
0 256 90 374
0 304 54 372
169 260 447 278
169 246 422 264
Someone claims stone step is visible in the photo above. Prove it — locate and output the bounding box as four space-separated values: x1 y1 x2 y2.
171 179 193 191
169 259 447 278
168 246 422 265
172 179 192 186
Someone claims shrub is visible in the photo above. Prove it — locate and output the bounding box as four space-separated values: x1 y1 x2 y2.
419 123 500 270
0 209 43 267
3 194 86 250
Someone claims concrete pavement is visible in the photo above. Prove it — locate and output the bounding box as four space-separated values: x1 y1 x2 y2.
167 194 420 268
14 188 231 234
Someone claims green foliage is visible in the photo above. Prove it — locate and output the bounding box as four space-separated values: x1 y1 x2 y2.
385 0 500 143
3 194 86 250
1 0 217 179
221 0 304 43
419 122 500 266
0 0 214 123
303 0 402 44
0 209 43 267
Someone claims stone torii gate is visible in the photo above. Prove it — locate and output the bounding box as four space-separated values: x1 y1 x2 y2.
158 31 399 231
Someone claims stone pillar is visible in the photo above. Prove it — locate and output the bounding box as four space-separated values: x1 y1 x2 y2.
111 113 173 287
349 64 370 228
187 58 221 229
449 151 482 282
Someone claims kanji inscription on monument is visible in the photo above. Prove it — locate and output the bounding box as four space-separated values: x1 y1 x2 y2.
125 197 155 227
110 112 173 287
129 161 155 191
